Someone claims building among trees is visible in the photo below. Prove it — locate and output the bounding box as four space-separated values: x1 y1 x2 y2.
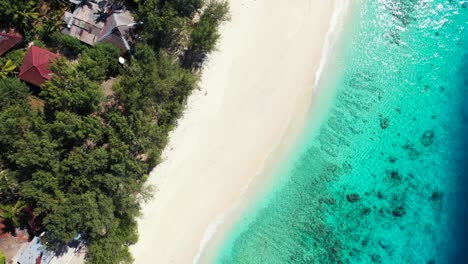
16 237 54 264
0 0 229 262
19 46 58 86
62 0 135 53
0 30 23 56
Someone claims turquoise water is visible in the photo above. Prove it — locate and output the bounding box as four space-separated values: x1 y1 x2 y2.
215 1 468 263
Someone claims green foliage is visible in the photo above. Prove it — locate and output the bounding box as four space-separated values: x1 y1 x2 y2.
41 0 69 35
0 1 69 42
50 111 103 146
86 218 138 264
0 250 5 264
113 44 196 164
44 192 116 249
0 1 229 263
77 44 120 81
41 60 103 115
4 49 27 68
0 49 25 79
0 0 39 41
0 170 20 207
0 200 27 227
32 39 46 48
0 78 29 110
136 0 188 52
116 44 195 122
0 59 18 79
164 0 204 17
184 0 229 67
44 32 89 58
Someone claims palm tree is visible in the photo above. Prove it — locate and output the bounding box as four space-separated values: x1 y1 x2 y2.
1 1 40 40
0 59 17 79
0 200 27 227
43 0 69 34
95 0 124 23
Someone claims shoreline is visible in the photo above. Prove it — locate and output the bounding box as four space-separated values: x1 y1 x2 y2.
197 1 353 262
131 1 349 263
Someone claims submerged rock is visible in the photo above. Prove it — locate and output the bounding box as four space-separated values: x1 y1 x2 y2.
403 142 421 160
420 129 435 147
430 191 443 201
389 156 397 163
390 170 401 181
378 240 390 250
346 193 360 202
392 206 406 217
377 191 385 199
362 239 369 246
362 207 371 215
385 30 401 45
320 197 336 205
371 254 383 263
379 115 389 129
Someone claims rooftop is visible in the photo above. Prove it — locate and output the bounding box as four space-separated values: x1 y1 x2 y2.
19 46 59 87
16 237 54 264
0 30 23 56
63 2 135 51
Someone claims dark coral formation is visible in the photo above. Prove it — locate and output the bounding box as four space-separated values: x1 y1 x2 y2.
430 191 443 202
389 170 402 181
379 115 389 129
403 141 421 160
347 193 361 202
420 129 435 147
392 206 406 217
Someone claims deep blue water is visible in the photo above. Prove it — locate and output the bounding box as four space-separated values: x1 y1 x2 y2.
216 1 468 263
452 43 468 263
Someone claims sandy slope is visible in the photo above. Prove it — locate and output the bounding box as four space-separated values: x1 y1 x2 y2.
131 0 342 263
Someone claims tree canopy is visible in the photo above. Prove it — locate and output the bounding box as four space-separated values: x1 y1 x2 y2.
0 0 229 263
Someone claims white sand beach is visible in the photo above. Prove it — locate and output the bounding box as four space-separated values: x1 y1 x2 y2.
131 0 347 263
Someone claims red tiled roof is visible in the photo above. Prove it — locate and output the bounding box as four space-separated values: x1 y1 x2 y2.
0 31 23 56
19 46 58 86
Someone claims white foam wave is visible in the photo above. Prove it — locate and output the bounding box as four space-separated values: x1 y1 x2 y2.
192 213 226 264
314 0 350 89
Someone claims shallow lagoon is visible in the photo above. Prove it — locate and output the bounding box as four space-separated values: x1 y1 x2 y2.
216 1 468 263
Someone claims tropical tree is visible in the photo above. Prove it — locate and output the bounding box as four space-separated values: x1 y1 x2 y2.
0 1 230 263
4 49 26 69
42 0 69 35
0 78 29 109
136 0 188 52
44 32 88 58
77 43 120 81
183 1 229 68
0 200 27 227
0 59 17 79
164 0 204 17
41 60 103 115
0 0 40 40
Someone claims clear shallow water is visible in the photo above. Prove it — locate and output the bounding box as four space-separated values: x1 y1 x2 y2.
215 1 468 263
